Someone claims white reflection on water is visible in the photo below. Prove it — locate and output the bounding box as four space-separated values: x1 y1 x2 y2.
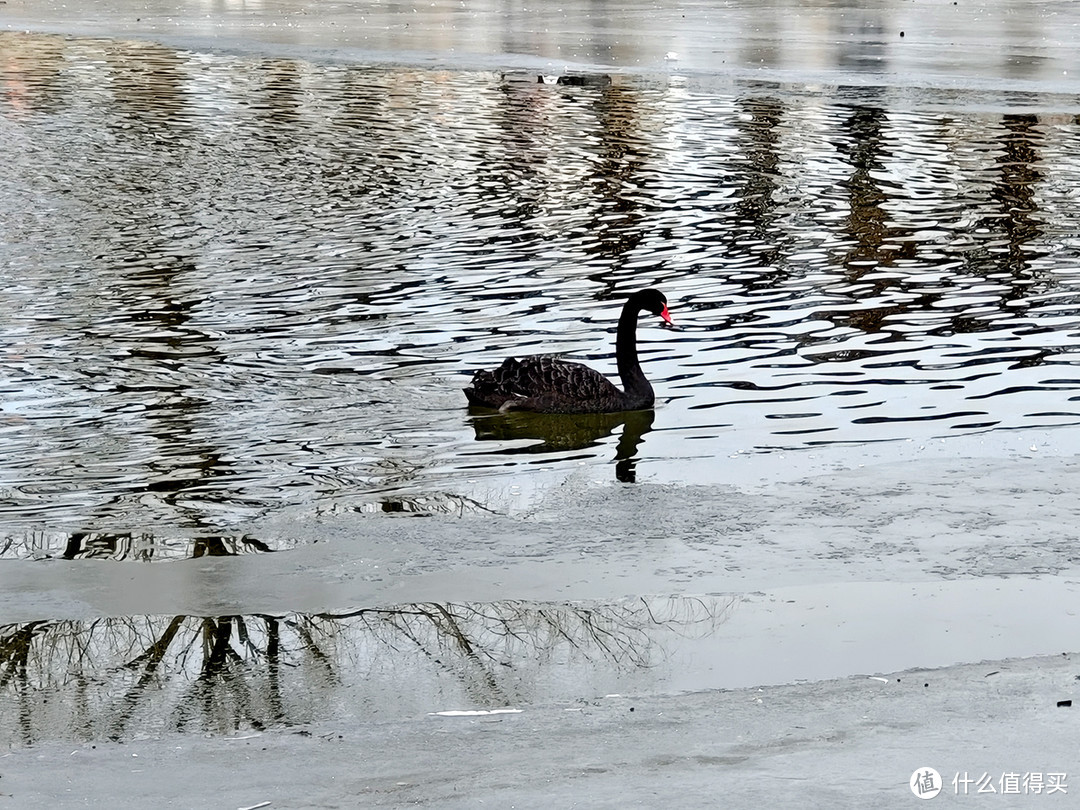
2 31 1080 544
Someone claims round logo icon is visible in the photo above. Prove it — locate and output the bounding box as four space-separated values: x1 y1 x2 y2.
910 767 942 799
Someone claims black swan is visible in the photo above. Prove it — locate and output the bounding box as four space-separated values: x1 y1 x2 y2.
464 289 672 413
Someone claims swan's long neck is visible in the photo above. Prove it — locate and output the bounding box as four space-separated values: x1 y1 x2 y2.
616 301 654 407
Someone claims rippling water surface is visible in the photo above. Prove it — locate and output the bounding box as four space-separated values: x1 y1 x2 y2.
4 30 1080 556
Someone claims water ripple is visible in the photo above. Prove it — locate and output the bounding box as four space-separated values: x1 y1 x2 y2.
3 31 1080 546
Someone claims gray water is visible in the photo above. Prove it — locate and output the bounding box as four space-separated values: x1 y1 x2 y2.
5 30 1080 560
4 5 1080 746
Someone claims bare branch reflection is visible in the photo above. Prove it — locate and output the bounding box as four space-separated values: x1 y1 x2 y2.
0 596 731 745
0 530 278 562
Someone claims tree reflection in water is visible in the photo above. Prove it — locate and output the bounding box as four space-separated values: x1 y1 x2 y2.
0 532 277 562
0 596 728 745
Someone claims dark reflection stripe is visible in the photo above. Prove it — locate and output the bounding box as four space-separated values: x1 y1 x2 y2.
853 411 988 424
968 385 1080 399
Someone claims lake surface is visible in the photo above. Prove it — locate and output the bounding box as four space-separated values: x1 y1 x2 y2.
4 19 1080 558
3 0 1080 746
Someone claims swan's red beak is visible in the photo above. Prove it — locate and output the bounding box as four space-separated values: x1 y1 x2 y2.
660 305 673 325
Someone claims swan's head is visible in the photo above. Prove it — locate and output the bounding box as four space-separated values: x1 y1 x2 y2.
635 288 673 326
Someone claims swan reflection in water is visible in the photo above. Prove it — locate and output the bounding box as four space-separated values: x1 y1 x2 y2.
467 408 655 482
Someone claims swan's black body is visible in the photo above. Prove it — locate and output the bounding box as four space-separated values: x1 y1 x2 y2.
464 289 672 414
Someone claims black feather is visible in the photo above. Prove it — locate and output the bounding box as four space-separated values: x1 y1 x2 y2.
464 289 670 414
